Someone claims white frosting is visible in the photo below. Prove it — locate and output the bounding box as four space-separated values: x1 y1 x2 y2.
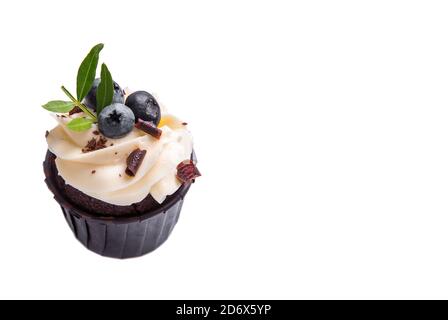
46 113 193 205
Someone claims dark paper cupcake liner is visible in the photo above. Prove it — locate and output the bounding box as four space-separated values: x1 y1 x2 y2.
43 150 192 259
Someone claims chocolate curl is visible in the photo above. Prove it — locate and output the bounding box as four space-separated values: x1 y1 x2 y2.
135 119 162 139
176 160 201 183
126 148 147 177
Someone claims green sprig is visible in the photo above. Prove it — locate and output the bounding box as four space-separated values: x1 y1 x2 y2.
42 100 75 113
66 117 94 132
60 85 97 121
96 63 114 115
41 43 118 132
77 43 104 101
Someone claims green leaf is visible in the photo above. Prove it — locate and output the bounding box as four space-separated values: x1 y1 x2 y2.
96 63 114 115
76 43 104 101
42 100 75 113
66 117 93 132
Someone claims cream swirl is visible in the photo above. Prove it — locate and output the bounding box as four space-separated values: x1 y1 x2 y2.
46 113 193 205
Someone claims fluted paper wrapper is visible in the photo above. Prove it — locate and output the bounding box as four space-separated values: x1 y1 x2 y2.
43 150 191 259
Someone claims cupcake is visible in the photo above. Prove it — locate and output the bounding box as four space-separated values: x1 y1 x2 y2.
42 44 200 259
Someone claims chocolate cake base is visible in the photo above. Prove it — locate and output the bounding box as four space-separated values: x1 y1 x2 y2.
43 150 192 259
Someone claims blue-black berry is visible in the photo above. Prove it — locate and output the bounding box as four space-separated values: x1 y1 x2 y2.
84 78 125 111
125 91 161 126
98 103 135 139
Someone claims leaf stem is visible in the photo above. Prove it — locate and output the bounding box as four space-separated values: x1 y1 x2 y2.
61 86 97 121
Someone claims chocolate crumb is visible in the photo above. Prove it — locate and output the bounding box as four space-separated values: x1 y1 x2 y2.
177 160 201 183
125 148 147 176
115 152 118 155
135 119 162 139
119 174 122 177
45 130 49 138
61 115 66 118
69 106 83 116
91 170 96 174
82 136 108 153
92 130 100 135
182 122 188 126
110 143 114 146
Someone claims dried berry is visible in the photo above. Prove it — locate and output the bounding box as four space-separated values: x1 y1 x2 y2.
176 160 201 183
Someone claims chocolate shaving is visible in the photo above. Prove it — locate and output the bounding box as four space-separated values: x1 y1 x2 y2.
126 148 147 176
83 138 96 151
92 130 100 135
82 136 108 153
182 122 188 126
69 106 83 116
45 130 49 138
91 170 96 174
135 119 162 139
176 160 201 183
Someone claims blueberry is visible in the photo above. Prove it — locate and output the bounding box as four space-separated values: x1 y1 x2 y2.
125 91 161 126
83 78 125 111
98 103 135 139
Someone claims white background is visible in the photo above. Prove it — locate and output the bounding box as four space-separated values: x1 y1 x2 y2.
0 0 448 299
